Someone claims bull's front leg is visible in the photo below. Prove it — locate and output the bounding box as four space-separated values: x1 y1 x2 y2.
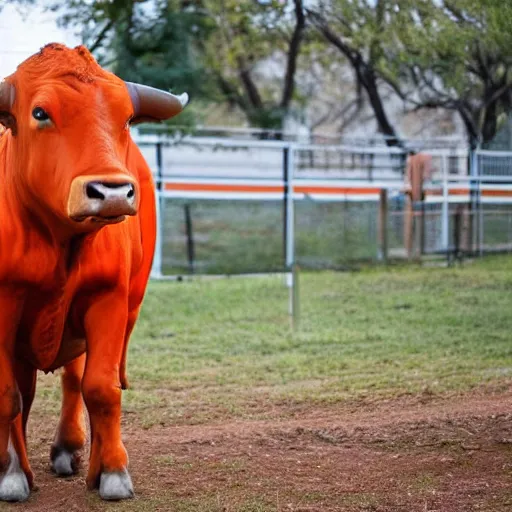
82 290 134 500
51 353 86 476
0 290 31 502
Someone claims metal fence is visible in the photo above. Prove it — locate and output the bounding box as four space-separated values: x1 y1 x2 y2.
131 133 512 277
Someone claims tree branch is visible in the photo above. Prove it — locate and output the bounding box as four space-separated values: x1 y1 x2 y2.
216 73 248 111
89 19 114 53
237 57 263 109
280 0 306 109
306 9 359 67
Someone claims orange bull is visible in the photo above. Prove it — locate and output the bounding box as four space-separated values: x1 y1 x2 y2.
0 43 188 502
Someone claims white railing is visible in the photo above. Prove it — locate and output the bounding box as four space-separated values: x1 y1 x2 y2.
135 135 512 278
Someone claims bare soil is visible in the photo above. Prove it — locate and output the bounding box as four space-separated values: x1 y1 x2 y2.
7 387 512 511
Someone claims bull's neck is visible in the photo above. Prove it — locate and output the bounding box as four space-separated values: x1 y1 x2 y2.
1 137 98 254
8 189 75 245
6 184 76 251
2 175 93 251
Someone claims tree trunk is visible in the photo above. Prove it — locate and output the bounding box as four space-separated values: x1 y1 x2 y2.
281 0 305 110
481 98 499 144
359 66 401 147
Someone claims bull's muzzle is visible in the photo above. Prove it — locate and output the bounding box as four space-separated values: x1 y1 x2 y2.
67 174 139 224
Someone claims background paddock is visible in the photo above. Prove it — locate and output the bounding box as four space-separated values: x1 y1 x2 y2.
25 255 512 511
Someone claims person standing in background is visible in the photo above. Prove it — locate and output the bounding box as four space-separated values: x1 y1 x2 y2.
404 151 433 259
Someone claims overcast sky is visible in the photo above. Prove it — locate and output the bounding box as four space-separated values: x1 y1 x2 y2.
0 3 78 79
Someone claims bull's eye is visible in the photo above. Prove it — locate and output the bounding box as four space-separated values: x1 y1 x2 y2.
32 107 50 122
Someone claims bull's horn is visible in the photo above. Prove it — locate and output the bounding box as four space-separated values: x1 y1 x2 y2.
0 81 16 134
125 82 188 125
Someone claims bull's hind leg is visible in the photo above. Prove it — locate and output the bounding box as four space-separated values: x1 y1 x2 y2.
0 390 31 502
2 359 38 498
82 292 133 500
14 358 36 441
0 298 31 502
51 354 86 476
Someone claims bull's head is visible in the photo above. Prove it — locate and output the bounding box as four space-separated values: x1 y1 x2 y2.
0 44 188 233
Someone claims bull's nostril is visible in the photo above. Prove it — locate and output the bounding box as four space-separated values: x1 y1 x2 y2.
86 183 105 200
127 185 135 199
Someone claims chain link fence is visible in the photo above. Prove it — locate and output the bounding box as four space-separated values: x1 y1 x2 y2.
134 135 512 277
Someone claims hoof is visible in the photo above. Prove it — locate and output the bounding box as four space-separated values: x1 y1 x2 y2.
0 443 30 502
99 469 134 501
51 449 78 477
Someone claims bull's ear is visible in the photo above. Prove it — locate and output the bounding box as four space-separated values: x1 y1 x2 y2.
125 82 188 125
0 81 16 135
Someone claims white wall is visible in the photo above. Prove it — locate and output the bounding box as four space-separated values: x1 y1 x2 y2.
0 3 79 79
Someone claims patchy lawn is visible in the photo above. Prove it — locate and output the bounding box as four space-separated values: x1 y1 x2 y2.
13 255 512 511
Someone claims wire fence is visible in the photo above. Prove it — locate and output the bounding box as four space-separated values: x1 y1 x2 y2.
131 133 512 277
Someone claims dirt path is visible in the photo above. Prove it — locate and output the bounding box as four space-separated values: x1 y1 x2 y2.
6 388 512 511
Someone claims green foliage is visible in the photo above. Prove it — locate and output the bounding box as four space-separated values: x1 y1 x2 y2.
8 0 512 141
112 4 211 95
112 3 214 131
39 0 215 132
202 0 287 66
28 0 309 131
246 106 288 131
0 0 34 10
312 0 512 144
404 0 512 144
198 0 308 129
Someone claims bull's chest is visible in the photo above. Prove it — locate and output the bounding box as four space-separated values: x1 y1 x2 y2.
18 281 80 371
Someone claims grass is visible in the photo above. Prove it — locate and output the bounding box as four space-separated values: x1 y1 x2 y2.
34 254 512 425
17 255 512 511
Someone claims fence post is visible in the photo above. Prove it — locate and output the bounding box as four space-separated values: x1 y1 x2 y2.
286 144 295 271
151 142 164 278
283 146 289 265
470 149 485 256
404 193 413 261
184 204 195 274
469 149 479 255
377 188 388 263
284 144 297 323
156 142 163 192
453 205 462 264
419 199 426 257
441 154 449 255
151 188 163 278
476 150 484 257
